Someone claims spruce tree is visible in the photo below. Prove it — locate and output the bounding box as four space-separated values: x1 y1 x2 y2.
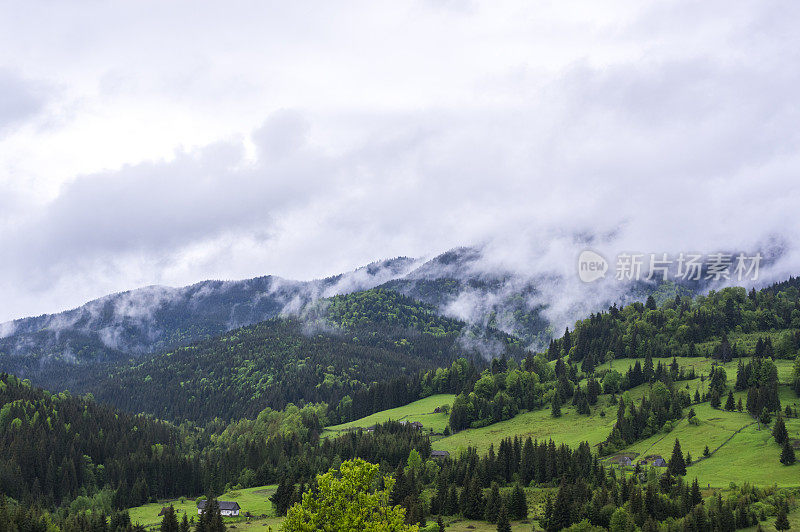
759 407 772 427
179 513 190 532
445 486 459 515
775 505 790 531
484 483 500 523
690 478 703 507
496 505 511 532
669 439 687 476
160 506 179 532
550 481 572 532
510 483 528 520
551 393 562 418
779 439 796 465
270 476 295 516
725 391 735 411
710 390 721 409
773 415 789 445
199 497 225 532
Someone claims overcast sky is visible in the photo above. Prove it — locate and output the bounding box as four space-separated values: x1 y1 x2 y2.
1 1 800 322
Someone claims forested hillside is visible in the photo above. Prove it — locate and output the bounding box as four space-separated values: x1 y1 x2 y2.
0 373 200 508
545 284 800 368
54 289 523 423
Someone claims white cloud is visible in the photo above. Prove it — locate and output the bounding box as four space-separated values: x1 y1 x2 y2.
1 1 800 321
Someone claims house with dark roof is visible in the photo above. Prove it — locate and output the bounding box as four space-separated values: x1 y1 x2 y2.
610 455 632 467
639 455 667 467
197 500 241 517
430 450 450 459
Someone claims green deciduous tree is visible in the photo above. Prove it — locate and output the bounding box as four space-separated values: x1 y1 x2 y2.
282 458 417 532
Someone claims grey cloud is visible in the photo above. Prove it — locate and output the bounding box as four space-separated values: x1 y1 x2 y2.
3 1 800 326
0 69 45 133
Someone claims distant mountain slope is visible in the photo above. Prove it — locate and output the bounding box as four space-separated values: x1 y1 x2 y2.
0 244 731 384
56 290 523 423
0 257 418 375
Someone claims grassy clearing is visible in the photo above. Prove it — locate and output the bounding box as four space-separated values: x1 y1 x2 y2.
127 484 277 529
433 402 616 455
323 393 455 436
613 397 800 487
687 419 800 488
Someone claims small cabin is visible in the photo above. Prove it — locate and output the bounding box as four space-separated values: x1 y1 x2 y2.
610 456 632 467
197 500 241 517
430 450 450 459
639 455 667 467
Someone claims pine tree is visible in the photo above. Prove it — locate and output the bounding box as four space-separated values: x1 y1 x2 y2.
198 497 225 532
737 398 743 412
160 506 179 532
775 505 790 530
710 390 721 409
496 504 511 532
510 483 528 520
703 445 710 457
773 415 789 445
551 393 562 418
690 478 703 507
179 513 190 532
759 407 772 427
271 476 295 516
445 486 459 515
669 439 687 476
550 481 572 532
725 391 735 411
484 483 501 523
779 439 796 465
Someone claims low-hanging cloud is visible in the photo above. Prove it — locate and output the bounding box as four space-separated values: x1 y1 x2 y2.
2 1 800 324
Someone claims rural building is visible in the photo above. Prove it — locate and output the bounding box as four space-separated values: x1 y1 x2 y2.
158 507 171 516
639 455 667 467
611 456 632 467
430 450 450 459
197 500 241 517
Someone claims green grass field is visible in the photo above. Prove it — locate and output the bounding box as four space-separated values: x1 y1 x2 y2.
323 393 455 436
433 356 799 485
607 387 800 487
432 401 616 455
127 484 278 529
